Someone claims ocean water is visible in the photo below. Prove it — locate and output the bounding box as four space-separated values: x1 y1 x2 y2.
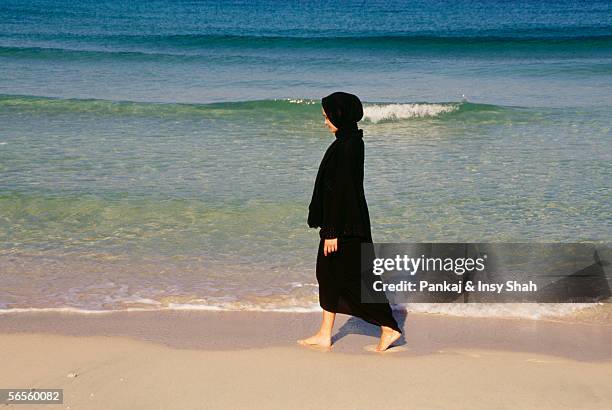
1 0 610 318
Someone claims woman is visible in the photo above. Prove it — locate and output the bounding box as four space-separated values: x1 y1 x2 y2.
298 91 402 352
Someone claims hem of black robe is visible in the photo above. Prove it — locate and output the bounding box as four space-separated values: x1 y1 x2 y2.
318 299 403 334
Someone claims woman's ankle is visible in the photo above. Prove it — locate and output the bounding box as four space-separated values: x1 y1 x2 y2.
312 329 330 339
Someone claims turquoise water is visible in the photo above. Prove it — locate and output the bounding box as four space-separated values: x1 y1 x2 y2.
0 0 610 314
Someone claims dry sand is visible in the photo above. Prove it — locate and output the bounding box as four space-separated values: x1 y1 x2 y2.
1 310 611 409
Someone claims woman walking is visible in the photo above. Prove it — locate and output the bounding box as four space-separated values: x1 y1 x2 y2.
299 91 402 352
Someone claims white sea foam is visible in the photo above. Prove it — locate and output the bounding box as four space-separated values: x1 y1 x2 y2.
288 282 318 288
363 103 459 123
0 303 321 315
286 98 317 105
400 302 601 320
0 307 132 315
0 302 603 319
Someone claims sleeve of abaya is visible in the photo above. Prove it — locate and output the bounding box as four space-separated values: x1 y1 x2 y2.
318 139 364 239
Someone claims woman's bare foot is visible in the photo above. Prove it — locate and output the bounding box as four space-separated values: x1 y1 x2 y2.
297 333 332 349
375 327 401 352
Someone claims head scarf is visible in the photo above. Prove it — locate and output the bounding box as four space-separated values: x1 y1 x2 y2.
321 92 363 137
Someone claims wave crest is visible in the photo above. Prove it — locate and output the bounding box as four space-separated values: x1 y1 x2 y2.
363 103 459 123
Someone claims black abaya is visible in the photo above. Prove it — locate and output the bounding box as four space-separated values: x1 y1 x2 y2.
308 92 401 334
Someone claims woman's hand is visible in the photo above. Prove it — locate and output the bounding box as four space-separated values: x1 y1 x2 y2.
323 238 338 256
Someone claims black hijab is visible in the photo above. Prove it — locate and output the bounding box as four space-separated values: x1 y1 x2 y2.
321 91 364 138
308 92 371 241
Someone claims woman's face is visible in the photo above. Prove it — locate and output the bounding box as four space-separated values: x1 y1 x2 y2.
322 107 338 133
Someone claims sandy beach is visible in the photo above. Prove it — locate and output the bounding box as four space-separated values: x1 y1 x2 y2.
1 311 612 409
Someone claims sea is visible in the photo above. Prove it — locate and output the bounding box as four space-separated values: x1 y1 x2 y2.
1 0 610 319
